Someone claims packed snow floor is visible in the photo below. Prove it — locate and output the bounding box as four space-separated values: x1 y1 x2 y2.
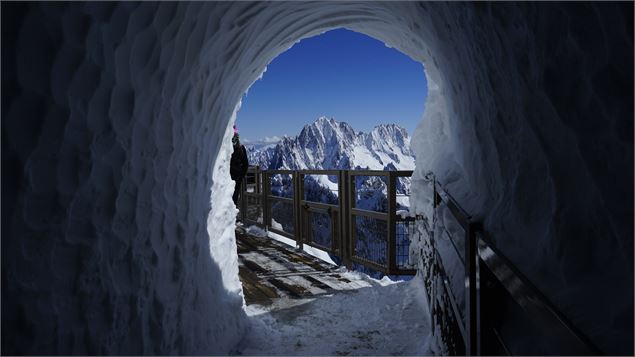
232 227 432 356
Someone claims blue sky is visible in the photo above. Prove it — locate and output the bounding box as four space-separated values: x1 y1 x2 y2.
236 28 428 143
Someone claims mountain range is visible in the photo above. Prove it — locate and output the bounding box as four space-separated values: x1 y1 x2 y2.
245 116 415 171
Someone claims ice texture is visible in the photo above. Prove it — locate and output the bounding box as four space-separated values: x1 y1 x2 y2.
1 2 632 355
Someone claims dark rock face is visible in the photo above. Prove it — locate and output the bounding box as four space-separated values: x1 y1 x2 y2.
1 2 632 355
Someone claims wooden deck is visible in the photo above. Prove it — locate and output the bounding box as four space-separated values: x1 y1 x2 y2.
236 229 371 306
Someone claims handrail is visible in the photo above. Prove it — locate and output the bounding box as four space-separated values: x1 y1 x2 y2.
298 169 341 175
428 176 602 355
350 207 389 220
300 200 337 211
476 231 602 355
267 169 295 174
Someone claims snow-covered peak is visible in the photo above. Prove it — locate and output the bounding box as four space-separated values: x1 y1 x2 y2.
316 115 334 124
365 123 412 159
370 123 409 141
247 117 415 171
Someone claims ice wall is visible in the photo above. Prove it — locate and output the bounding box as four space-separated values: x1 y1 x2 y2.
2 3 252 354
409 3 633 354
2 2 632 355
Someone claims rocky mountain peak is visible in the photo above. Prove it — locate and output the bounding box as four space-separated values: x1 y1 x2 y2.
247 117 414 171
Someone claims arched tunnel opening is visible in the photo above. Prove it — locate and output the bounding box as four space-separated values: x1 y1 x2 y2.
232 26 428 279
227 28 431 355
1 2 633 355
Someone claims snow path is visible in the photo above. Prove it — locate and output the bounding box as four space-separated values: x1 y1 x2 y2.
233 259 432 355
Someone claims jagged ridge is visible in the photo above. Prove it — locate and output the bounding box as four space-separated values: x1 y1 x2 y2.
246 116 415 171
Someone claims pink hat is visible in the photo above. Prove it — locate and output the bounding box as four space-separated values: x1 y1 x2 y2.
233 125 239 134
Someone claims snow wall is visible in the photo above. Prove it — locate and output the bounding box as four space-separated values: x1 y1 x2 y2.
2 2 632 355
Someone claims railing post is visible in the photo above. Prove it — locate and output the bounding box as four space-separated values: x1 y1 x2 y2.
466 221 481 356
337 170 350 268
387 171 397 275
254 167 261 227
347 171 356 269
337 170 345 267
299 171 306 248
262 171 270 231
293 171 303 250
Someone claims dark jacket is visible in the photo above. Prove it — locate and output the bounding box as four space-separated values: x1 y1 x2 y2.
230 144 249 180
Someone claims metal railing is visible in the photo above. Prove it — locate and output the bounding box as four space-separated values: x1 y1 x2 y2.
239 167 417 276
423 176 603 356
241 167 601 355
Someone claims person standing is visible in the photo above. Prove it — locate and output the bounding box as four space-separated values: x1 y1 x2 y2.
230 127 249 208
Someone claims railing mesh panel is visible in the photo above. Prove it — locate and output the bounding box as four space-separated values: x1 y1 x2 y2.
395 218 416 270
396 176 412 212
271 174 293 198
303 174 339 204
245 195 262 223
270 200 294 235
436 205 466 324
353 176 388 212
353 215 388 268
308 210 333 251
245 172 258 193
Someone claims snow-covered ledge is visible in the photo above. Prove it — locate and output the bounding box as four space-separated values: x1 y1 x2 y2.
2 2 631 355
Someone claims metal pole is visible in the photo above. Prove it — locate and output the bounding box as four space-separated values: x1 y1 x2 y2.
347 171 355 268
263 171 270 232
299 172 307 247
387 172 396 275
342 170 352 268
466 221 481 356
256 167 262 228
337 170 344 258
294 171 303 250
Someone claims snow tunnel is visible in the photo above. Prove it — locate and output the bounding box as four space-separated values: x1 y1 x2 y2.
2 2 632 355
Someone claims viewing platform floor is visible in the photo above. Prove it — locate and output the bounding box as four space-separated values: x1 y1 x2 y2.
235 228 371 306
